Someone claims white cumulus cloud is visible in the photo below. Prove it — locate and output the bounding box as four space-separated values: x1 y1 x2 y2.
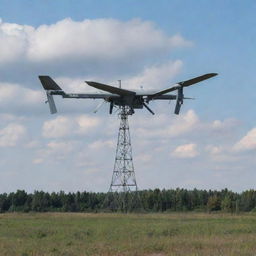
42 115 101 138
0 123 26 147
210 118 239 132
171 143 199 158
42 116 75 138
88 139 115 150
0 18 191 66
123 60 183 89
206 145 223 155
166 109 199 137
0 22 32 63
135 109 199 139
233 128 256 152
37 140 76 162
76 115 101 134
0 82 43 111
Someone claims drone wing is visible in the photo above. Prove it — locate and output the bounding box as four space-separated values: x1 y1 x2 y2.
86 81 136 96
149 73 218 98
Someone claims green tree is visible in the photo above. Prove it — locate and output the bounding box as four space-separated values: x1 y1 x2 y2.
0 193 10 212
207 195 221 212
221 195 232 212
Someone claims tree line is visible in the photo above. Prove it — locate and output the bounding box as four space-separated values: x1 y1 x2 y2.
0 188 256 213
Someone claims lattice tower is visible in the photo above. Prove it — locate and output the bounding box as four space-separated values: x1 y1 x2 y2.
109 106 138 193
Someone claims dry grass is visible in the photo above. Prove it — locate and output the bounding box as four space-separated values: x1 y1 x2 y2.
0 212 256 255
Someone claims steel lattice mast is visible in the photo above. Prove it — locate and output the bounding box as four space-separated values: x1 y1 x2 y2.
104 105 141 212
109 106 138 193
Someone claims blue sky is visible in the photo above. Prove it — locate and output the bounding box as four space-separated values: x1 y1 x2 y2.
2 0 254 120
0 0 255 193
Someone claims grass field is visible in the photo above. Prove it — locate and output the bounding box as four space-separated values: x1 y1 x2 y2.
0 212 256 256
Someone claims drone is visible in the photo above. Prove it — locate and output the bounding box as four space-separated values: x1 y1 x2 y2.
39 73 217 115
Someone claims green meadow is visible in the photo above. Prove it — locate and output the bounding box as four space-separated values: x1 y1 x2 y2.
0 213 256 256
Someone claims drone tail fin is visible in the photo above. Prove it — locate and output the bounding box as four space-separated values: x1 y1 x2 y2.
39 76 62 91
46 91 57 114
38 76 64 114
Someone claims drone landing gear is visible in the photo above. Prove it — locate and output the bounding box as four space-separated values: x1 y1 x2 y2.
143 102 155 115
109 101 114 114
